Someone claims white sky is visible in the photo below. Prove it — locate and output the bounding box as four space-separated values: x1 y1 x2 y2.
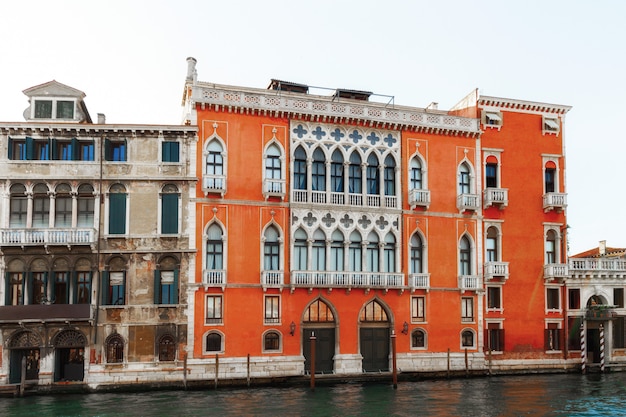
1 0 624 255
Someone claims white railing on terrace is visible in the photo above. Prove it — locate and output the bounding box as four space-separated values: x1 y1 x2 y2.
543 263 568 280
263 178 285 195
483 188 508 209
484 262 510 280
543 193 567 211
409 273 430 290
568 258 626 279
291 271 404 288
0 228 96 245
204 270 226 286
194 86 481 134
291 190 397 208
457 194 480 212
409 189 430 208
458 275 480 290
262 271 284 287
203 175 226 192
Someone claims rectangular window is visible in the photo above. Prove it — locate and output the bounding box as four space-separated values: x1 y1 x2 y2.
486 324 504 352
461 297 474 322
161 193 179 234
615 288 624 308
9 138 27 160
162 141 180 163
56 141 73 161
485 163 497 188
34 100 53 119
545 323 563 351
264 242 279 271
545 168 556 193
75 272 91 304
484 111 502 126
411 296 425 322
30 272 47 305
32 197 50 228
155 270 178 305
56 100 74 119
105 139 127 162
55 197 72 228
569 288 581 309
546 288 560 310
6 272 24 305
264 295 280 324
206 295 223 324
79 141 95 161
9 197 28 228
35 140 50 160
54 272 69 304
568 317 582 350
613 317 625 349
487 286 502 310
108 193 127 234
108 272 126 305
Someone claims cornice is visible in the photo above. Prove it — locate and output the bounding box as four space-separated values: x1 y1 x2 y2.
0 123 198 137
190 82 481 138
479 96 571 115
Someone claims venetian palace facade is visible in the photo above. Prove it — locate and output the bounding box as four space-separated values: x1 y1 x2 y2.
1 57 625 390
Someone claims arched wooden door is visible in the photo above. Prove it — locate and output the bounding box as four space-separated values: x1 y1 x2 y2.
302 299 336 374
8 331 42 384
53 330 87 382
359 299 390 372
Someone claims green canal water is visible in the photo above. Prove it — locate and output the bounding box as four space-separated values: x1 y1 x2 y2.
2 373 626 416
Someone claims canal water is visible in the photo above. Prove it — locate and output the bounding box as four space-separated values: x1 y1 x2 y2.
1 373 625 416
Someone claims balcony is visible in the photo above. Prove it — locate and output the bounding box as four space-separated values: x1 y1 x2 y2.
409 273 430 291
0 304 92 323
291 271 404 290
204 270 226 289
458 275 480 291
291 190 398 209
569 258 626 279
484 262 510 281
0 228 96 247
202 175 226 196
483 188 508 209
543 192 567 213
408 189 431 209
261 271 284 289
543 263 569 281
457 193 480 212
585 305 617 321
263 179 286 200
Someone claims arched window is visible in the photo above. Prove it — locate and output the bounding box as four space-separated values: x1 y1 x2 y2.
458 163 471 195
32 183 50 228
486 227 498 262
106 333 124 363
360 299 388 322
158 334 176 361
77 184 95 227
263 331 280 351
102 256 126 305
366 232 379 272
485 157 498 188
366 154 379 195
383 233 396 273
205 140 224 190
330 150 344 193
348 231 362 272
544 161 556 193
265 144 282 193
410 158 423 190
384 156 396 196
311 229 326 271
293 146 307 190
461 329 475 348
411 329 426 348
161 184 179 234
155 256 178 305
546 230 558 264
263 226 280 271
410 234 423 274
205 332 222 353
54 183 72 228
108 183 127 235
330 230 344 271
206 224 224 270
303 299 335 322
9 184 27 228
293 228 308 270
311 148 326 191
459 235 471 275
348 152 362 194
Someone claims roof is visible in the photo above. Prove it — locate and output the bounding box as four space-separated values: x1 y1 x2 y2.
23 80 87 99
571 246 626 258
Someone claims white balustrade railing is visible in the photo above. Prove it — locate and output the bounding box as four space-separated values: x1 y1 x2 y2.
291 190 397 208
263 178 285 195
543 264 568 280
543 193 567 211
204 270 226 286
457 194 480 211
203 175 226 192
291 271 404 288
568 258 626 279
0 228 96 245
409 273 430 289
458 275 480 290
409 189 430 208
484 262 510 280
262 271 284 287
483 188 508 208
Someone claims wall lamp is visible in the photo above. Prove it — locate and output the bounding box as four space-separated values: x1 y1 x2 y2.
402 321 409 335
290 321 296 336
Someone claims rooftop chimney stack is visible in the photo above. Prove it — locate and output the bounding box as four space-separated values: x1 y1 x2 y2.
599 240 607 256
97 113 106 124
186 57 197 83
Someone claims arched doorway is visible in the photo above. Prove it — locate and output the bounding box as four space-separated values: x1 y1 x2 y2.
302 299 336 374
8 330 42 384
53 329 86 381
359 299 390 372
585 295 612 364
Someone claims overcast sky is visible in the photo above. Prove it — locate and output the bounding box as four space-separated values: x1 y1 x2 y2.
1 0 624 255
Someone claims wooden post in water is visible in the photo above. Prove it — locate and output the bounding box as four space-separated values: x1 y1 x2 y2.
600 324 605 373
391 330 398 389
488 349 492 376
447 348 450 379
580 320 586 374
464 348 469 377
19 356 26 397
183 352 188 390
247 354 251 387
310 332 316 391
214 354 219 389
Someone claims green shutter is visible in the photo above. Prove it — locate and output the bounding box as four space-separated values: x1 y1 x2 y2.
4 273 10 305
71 138 79 160
101 271 109 305
173 269 179 304
161 194 178 234
26 272 32 305
154 270 160 304
25 137 34 160
163 142 180 163
50 138 57 160
71 271 78 304
109 193 127 234
7 137 13 160
162 142 170 162
104 138 111 161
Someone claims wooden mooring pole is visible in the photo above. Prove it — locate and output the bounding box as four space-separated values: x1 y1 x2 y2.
310 332 316 391
214 354 219 389
391 331 398 389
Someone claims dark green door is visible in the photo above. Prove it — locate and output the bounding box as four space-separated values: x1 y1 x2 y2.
55 347 85 381
360 327 390 372
303 328 335 374
9 349 40 384
587 329 601 363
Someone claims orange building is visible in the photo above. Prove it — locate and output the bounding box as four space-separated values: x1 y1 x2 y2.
182 57 573 378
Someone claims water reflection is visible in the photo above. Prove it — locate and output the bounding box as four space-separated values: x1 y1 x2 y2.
2 373 626 417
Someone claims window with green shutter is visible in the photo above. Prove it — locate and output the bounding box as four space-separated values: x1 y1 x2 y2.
161 184 179 234
162 141 180 162
108 184 127 235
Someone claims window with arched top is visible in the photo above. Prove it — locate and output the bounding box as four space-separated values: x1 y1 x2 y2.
330 150 344 193
155 256 178 305
204 140 225 191
263 331 281 352
293 228 308 270
411 329 426 349
264 144 283 193
312 229 326 271
263 226 280 271
303 299 335 322
486 227 499 262
77 184 95 227
158 334 176 361
366 154 379 195
32 183 50 228
458 163 471 195
366 232 379 273
293 146 307 190
383 233 396 273
312 148 326 192
384 156 396 196
205 331 223 353
410 158 423 190
206 224 224 271
546 230 558 264
330 230 344 271
9 183 27 228
461 329 475 348
410 234 423 274
459 235 472 275
348 152 362 194
360 299 388 322
348 231 362 272
55 183 72 228
106 333 124 363
544 161 557 193
102 256 126 305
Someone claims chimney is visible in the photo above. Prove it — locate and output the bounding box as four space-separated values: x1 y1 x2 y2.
186 57 197 83
426 102 439 110
97 113 106 124
599 240 606 256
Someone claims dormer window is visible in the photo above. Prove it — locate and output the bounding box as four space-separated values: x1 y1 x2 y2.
56 100 75 119
34 100 53 118
483 111 503 129
23 81 90 123
33 99 75 120
543 116 560 135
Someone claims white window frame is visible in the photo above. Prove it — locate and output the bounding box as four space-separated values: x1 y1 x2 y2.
264 294 281 325
158 184 181 236
205 294 224 325
31 97 77 120
203 330 225 354
410 328 427 350
460 328 476 349
411 296 426 323
542 115 560 135
545 286 562 313
486 285 504 312
482 109 503 130
261 329 283 353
